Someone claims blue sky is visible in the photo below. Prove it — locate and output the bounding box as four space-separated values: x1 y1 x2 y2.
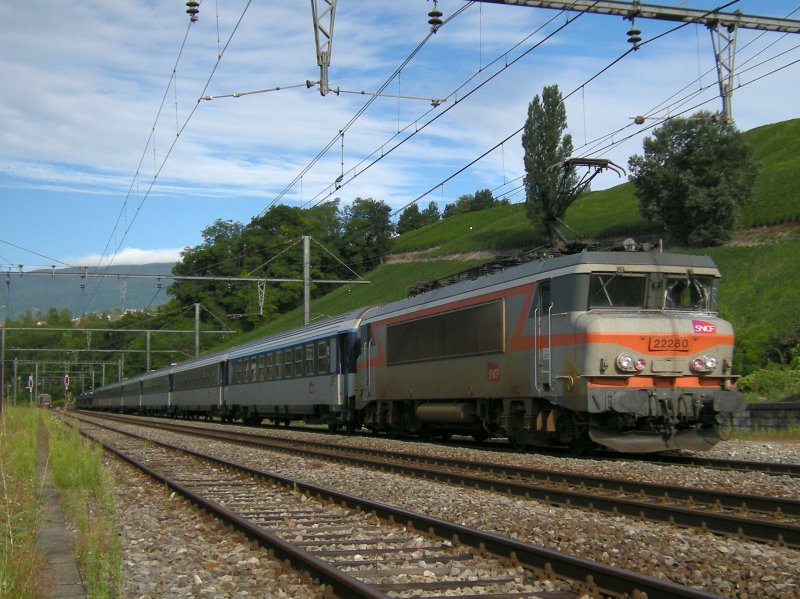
1 1 798 272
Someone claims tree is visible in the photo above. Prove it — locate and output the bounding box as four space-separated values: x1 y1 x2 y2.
397 204 425 235
442 189 507 219
420 201 441 225
521 84 578 247
340 198 395 271
628 111 757 246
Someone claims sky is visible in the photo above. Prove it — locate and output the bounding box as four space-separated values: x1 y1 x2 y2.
1 0 798 274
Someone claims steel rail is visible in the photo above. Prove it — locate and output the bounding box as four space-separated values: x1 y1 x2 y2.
81 430 391 598
643 452 800 477
74 416 721 599
80 412 800 519
141 419 799 548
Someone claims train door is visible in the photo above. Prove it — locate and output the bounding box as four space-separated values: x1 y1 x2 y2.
532 280 552 394
356 323 376 408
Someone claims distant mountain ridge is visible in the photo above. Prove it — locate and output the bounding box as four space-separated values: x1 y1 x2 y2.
1 263 176 320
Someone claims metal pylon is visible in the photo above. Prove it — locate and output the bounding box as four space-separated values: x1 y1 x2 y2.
311 0 337 96
709 20 738 125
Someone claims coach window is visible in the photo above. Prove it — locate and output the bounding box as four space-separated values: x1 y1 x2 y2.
275 350 283 379
257 355 265 381
306 344 315 375
266 353 274 380
284 350 293 378
294 346 304 377
317 341 330 373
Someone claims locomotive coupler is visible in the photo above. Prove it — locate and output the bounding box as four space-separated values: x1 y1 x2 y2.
656 395 677 436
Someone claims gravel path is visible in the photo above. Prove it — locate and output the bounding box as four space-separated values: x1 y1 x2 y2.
83 418 799 598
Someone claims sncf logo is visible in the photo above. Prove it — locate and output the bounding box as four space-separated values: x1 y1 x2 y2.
487 362 501 382
692 320 717 334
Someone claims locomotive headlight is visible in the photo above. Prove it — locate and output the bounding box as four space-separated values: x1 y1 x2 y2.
616 353 647 373
691 355 718 373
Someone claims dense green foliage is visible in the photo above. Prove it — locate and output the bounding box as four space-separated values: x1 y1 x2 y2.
170 199 393 331
701 236 800 374
522 84 579 246
629 111 758 246
397 201 440 234
740 119 800 228
442 189 509 219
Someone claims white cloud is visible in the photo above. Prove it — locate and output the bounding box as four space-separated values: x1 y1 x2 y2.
0 1 797 268
64 248 183 267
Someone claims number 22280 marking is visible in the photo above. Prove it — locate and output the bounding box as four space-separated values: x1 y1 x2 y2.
648 337 690 351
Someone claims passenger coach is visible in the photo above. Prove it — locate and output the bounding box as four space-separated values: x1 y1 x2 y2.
225 308 373 427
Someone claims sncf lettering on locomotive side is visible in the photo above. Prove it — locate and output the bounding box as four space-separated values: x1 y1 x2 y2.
692 320 717 334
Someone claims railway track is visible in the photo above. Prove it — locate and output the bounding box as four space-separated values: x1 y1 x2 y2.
68 414 722 599
82 410 800 477
73 411 800 549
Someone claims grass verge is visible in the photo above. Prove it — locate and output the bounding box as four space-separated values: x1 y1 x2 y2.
0 406 45 599
732 424 800 441
43 413 121 598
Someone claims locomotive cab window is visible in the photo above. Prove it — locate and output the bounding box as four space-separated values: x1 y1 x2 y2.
663 275 718 312
589 273 647 308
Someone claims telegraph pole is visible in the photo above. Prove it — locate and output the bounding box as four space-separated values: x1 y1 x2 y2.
0 326 4 414
195 303 201 357
303 236 311 325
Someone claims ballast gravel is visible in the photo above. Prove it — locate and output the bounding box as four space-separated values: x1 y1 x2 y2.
106 457 325 598
82 418 799 598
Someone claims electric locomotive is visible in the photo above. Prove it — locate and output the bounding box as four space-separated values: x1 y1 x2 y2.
353 249 745 452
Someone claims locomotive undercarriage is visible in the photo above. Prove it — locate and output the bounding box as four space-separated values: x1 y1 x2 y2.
587 386 745 452
359 399 498 441
356 385 744 453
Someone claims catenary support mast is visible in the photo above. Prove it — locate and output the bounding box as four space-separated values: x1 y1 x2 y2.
470 1 800 124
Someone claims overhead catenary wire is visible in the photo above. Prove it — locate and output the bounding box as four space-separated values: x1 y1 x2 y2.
258 1 476 217
387 0 781 217
85 0 254 311
301 5 589 211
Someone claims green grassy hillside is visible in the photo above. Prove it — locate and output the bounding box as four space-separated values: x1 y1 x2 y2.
390 118 800 255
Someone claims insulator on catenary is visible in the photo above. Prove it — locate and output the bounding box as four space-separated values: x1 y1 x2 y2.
186 1 199 22
627 26 641 49
428 1 443 33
